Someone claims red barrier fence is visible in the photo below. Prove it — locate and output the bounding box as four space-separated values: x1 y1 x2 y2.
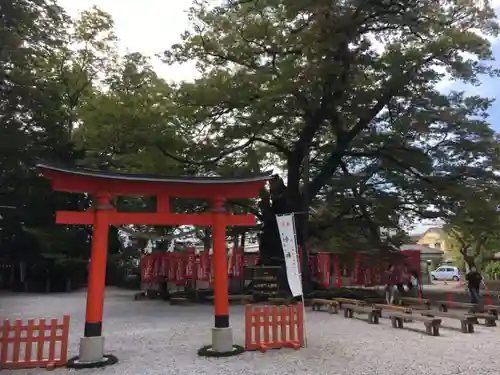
245 304 304 352
0 315 70 370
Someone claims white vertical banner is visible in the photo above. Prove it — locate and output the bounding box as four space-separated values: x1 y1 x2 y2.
276 214 303 297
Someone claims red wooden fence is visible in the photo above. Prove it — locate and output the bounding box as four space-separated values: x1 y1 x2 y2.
245 304 304 352
0 315 70 370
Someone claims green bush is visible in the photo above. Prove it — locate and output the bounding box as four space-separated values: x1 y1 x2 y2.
485 262 500 280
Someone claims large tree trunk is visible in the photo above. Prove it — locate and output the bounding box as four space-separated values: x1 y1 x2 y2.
462 254 476 270
460 236 487 271
202 228 211 251
258 175 313 295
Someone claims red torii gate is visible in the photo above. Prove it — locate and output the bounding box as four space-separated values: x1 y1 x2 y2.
37 162 271 367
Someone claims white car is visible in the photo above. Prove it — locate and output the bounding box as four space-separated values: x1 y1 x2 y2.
430 266 461 281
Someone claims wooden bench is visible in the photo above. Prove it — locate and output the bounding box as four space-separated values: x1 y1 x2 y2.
134 292 147 300
373 304 412 313
207 295 253 304
399 297 431 309
268 297 301 306
436 300 477 312
437 301 499 317
482 305 500 318
373 304 413 321
170 297 190 305
334 298 365 308
420 310 476 333
343 304 381 324
311 299 339 314
387 312 441 336
235 295 254 304
468 312 497 327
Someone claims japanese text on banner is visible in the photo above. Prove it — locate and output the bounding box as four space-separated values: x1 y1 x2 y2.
276 214 303 297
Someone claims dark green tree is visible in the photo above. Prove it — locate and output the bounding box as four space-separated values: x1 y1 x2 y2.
0 3 119 289
157 0 500 287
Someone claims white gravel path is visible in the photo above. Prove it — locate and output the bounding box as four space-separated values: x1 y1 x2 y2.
1 288 499 375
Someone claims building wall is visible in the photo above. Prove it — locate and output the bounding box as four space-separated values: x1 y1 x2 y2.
416 229 453 261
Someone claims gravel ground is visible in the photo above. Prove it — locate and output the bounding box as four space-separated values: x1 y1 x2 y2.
1 287 499 375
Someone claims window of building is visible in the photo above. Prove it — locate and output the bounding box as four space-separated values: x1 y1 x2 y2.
434 242 441 249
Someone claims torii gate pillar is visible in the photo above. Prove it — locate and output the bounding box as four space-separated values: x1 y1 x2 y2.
210 197 233 353
78 192 115 366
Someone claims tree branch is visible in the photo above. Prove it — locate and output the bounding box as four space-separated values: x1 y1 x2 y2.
226 199 263 220
306 57 435 202
339 160 382 244
156 123 267 166
253 136 291 155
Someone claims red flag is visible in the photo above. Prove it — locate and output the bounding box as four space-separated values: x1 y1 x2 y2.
318 253 330 288
175 252 185 284
167 253 176 282
232 247 244 279
160 253 169 277
152 252 161 278
333 255 342 288
364 266 373 286
140 255 153 283
253 255 259 265
185 247 196 279
309 254 318 277
197 250 210 281
351 253 361 285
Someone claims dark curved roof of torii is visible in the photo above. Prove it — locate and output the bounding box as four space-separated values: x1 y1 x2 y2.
36 162 273 184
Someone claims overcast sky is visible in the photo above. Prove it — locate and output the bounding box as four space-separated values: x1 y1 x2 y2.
59 0 195 82
58 0 500 234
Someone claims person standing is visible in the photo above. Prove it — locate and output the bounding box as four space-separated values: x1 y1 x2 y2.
465 266 483 304
385 264 396 305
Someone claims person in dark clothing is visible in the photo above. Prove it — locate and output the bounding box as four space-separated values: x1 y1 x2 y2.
385 264 396 304
466 266 483 304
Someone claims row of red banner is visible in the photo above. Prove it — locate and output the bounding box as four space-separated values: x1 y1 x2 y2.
140 248 260 284
139 248 421 287
308 250 421 288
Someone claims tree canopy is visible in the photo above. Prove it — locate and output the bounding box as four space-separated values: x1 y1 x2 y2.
3 0 500 284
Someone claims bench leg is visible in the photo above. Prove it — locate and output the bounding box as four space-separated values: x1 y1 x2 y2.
328 304 338 314
425 323 439 336
425 323 432 335
403 312 413 323
432 325 440 336
344 308 351 318
312 304 317 311
467 323 474 333
368 313 374 324
485 319 496 327
391 317 403 328
372 315 379 324
439 305 448 312
460 320 468 333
